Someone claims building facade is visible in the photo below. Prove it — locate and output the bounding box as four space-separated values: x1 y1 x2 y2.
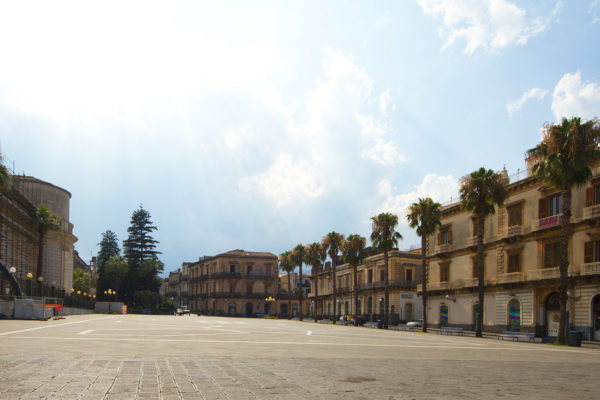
424 161 600 341
309 250 423 323
0 176 77 295
188 250 279 316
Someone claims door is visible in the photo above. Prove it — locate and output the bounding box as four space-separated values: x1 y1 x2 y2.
594 295 600 341
245 302 253 317
545 293 560 337
405 303 413 322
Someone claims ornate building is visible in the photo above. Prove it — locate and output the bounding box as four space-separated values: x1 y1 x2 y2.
424 159 600 341
309 249 422 323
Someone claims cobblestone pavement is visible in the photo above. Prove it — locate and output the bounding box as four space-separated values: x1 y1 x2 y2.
0 315 599 399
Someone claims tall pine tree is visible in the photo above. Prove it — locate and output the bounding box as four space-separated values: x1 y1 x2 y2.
96 230 120 299
122 206 161 300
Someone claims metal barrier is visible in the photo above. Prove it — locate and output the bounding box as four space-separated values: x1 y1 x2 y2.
14 296 64 320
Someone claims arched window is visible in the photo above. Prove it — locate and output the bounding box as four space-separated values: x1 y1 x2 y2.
228 303 236 316
507 298 521 331
440 304 449 327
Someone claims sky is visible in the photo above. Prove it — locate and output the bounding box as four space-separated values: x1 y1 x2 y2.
1 0 599 274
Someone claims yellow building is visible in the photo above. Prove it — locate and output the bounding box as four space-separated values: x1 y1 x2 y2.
188 249 278 316
309 250 422 323
424 160 600 341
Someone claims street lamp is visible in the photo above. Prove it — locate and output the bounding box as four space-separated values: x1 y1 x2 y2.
37 276 44 297
265 295 275 317
51 281 56 298
26 272 32 296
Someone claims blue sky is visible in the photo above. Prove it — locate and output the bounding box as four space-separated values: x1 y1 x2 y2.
1 0 599 274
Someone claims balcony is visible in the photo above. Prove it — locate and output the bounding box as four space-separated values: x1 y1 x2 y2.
497 271 523 284
527 266 577 280
435 243 452 254
465 237 477 247
498 225 523 239
211 272 242 279
243 273 276 280
583 204 600 220
427 282 449 291
463 277 478 287
580 262 600 276
532 215 559 231
180 274 189 281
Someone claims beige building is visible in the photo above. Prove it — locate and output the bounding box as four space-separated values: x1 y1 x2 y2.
1 176 77 295
188 250 279 316
309 250 422 323
424 160 600 341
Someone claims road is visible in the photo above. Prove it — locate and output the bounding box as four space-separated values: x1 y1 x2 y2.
0 314 598 399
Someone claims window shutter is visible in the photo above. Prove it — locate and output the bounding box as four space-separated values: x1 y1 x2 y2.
538 198 548 219
437 232 442 245
584 241 593 263
586 187 594 207
448 230 453 244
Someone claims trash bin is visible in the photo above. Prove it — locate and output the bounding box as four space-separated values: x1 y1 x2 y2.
377 320 384 329
568 330 583 347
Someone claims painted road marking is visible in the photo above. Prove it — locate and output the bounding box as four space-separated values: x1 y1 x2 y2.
307 331 312 336
0 316 114 336
78 330 94 335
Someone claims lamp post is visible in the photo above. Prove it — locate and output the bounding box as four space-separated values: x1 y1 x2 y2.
51 281 56 298
7 267 16 296
265 295 275 317
37 276 44 297
26 272 32 296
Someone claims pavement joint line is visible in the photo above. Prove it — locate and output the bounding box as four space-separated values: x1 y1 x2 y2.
0 316 115 336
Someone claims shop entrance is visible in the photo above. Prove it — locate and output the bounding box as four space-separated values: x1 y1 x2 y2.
545 293 560 337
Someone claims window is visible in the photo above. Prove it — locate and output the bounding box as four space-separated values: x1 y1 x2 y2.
584 240 600 263
405 268 413 282
345 275 349 287
539 194 562 218
380 269 385 282
229 283 236 293
266 265 271 276
247 265 252 274
544 241 561 268
357 272 363 285
440 263 449 282
471 256 478 278
507 204 522 227
438 229 452 245
230 264 236 274
368 269 373 283
508 254 520 273
585 182 600 206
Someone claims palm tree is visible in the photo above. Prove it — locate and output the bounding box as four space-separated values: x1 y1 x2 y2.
304 242 327 320
279 251 293 319
407 197 442 333
322 231 344 322
527 117 600 344
289 244 306 320
341 234 368 325
460 167 509 338
370 213 403 328
72 268 91 293
34 205 61 279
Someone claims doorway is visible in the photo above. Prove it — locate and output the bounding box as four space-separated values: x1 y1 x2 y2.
245 302 253 317
593 295 600 341
545 293 560 337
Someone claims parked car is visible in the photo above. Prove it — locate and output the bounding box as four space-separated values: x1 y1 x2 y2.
175 307 190 316
406 320 423 328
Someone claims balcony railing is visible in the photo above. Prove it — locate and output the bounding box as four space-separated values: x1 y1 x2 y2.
243 273 276 280
358 280 417 291
465 237 477 247
583 204 600 220
463 277 478 287
497 271 522 284
211 272 242 279
427 282 448 291
498 225 523 239
580 262 600 276
532 215 560 231
180 274 189 281
526 266 577 280
435 243 452 254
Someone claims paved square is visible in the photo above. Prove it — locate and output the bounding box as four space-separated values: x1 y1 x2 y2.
0 315 598 399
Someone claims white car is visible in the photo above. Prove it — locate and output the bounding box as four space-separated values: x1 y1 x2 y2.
406 320 422 327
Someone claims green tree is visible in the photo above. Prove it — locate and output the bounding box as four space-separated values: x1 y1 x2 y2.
139 256 164 292
341 234 368 325
370 213 402 329
289 244 306 320
460 167 509 338
97 230 120 298
0 154 12 191
103 256 128 301
34 205 61 279
279 251 293 319
407 197 442 332
123 206 161 301
322 231 344 322
527 117 600 344
304 242 327 320
72 268 91 293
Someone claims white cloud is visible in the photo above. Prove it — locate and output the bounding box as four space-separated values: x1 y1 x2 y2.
375 174 459 218
240 154 325 208
379 89 395 116
416 0 561 55
551 71 600 121
507 87 549 116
